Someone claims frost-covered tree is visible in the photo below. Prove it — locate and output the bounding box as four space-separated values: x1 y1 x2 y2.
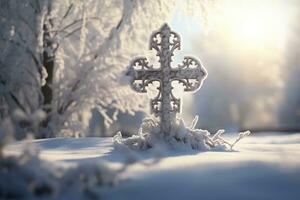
0 0 44 118
0 0 90 137
1 0 212 138
0 0 49 138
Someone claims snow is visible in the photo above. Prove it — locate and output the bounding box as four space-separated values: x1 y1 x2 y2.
114 116 251 151
4 133 300 200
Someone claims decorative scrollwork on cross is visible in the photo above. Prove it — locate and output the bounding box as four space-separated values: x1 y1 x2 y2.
128 23 207 135
176 56 207 91
169 31 181 58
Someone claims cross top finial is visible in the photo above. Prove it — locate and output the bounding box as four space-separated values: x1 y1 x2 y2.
161 23 171 31
128 24 207 135
150 23 181 56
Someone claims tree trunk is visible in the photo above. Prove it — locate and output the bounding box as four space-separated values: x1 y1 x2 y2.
41 24 54 113
40 4 55 136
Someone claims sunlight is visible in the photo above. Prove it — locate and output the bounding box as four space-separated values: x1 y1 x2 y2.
240 17 269 43
169 0 297 126
214 0 292 49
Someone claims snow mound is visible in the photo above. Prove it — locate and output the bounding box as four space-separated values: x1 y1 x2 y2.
113 116 251 151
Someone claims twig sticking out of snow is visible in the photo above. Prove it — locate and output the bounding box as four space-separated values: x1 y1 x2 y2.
190 115 199 129
114 115 251 151
229 131 251 150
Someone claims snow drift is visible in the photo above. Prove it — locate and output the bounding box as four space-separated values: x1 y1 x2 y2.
114 116 251 151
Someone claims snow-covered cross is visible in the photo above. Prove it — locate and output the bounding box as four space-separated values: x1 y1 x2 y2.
128 24 207 135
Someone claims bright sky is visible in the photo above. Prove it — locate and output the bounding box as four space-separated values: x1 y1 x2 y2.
172 0 295 54
217 1 292 46
170 0 297 125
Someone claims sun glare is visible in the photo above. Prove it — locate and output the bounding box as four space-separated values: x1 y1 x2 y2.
214 0 292 49
240 17 268 43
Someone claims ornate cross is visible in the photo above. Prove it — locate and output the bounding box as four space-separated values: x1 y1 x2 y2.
128 24 207 135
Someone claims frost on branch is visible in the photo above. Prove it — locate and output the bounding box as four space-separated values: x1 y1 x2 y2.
114 115 251 151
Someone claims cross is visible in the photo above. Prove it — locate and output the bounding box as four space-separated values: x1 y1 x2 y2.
128 24 207 135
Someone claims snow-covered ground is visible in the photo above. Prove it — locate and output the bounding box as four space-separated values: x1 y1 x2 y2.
4 133 300 200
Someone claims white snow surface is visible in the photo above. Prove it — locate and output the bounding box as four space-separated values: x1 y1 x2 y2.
4 133 300 200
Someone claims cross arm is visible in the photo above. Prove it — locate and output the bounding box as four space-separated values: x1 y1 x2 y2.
173 56 208 92
127 57 161 93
